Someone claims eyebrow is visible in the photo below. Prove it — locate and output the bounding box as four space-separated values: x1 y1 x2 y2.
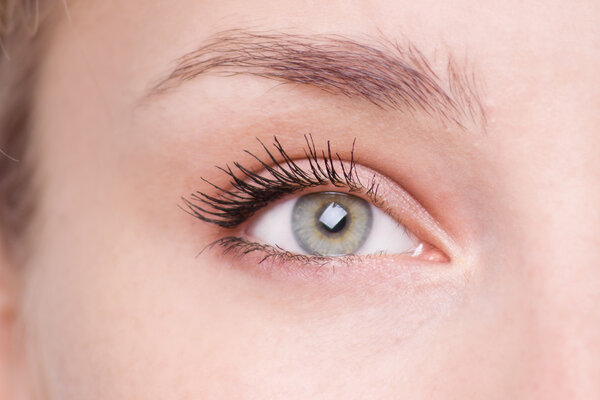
148 29 487 129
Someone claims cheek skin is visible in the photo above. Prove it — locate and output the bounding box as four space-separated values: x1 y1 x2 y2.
23 113 466 398
22 197 463 399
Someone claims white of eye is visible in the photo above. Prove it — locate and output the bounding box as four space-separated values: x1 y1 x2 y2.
247 194 420 256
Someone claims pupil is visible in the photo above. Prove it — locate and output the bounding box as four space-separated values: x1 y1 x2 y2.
318 202 348 233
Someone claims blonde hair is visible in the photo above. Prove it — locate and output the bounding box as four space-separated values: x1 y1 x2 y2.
1 0 40 42
0 0 43 257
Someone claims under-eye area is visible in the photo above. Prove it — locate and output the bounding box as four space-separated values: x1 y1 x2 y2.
183 135 450 268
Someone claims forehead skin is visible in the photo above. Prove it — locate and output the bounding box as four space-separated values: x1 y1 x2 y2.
19 0 600 399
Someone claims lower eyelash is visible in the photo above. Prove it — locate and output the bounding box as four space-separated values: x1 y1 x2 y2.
208 236 374 267
209 236 330 266
182 135 381 228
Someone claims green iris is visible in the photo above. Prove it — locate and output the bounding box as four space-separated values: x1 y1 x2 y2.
291 192 373 256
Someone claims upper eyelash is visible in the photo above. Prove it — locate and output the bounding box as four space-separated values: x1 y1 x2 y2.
182 134 381 228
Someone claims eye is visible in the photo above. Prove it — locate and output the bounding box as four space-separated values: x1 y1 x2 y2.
183 135 450 266
249 191 421 257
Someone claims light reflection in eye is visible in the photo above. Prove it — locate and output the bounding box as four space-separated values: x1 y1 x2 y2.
291 192 372 256
249 191 420 257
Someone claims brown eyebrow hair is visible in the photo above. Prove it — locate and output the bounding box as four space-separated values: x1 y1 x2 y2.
149 29 487 129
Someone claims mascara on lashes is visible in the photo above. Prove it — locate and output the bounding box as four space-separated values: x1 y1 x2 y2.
181 135 381 228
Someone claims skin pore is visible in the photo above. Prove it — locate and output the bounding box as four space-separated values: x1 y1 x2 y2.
1 0 600 398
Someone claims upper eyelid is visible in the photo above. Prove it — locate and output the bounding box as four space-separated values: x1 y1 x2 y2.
182 135 380 228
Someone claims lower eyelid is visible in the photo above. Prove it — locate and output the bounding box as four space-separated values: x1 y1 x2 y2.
209 235 450 284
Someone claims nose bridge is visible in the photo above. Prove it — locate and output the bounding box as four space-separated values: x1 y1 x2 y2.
481 53 600 393
488 102 600 397
523 211 600 398
496 155 600 398
517 222 600 399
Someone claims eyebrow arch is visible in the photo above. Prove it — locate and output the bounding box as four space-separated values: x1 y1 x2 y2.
148 29 487 129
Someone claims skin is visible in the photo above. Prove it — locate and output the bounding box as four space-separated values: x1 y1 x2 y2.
1 0 600 398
